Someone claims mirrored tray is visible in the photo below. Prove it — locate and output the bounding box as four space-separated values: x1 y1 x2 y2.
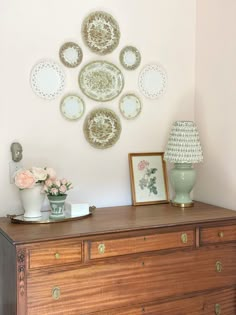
120 46 141 70
59 42 83 68
119 93 142 119
79 61 124 102
60 94 85 120
30 60 65 100
138 64 167 99
82 11 120 55
8 207 95 224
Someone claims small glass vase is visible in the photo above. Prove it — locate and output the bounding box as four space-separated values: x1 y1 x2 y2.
48 194 67 219
20 184 45 218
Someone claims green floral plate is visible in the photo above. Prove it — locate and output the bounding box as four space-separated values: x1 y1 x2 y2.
78 61 124 102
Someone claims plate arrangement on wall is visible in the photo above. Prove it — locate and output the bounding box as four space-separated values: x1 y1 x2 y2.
29 9 168 149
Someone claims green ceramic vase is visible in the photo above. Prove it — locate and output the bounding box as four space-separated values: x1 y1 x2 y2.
170 163 196 207
48 194 67 219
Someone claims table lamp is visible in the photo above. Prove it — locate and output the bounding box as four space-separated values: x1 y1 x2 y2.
164 121 203 207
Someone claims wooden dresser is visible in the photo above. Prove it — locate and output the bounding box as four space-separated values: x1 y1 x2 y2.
0 202 236 315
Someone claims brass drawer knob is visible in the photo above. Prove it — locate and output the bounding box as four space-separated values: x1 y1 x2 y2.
52 287 60 300
98 243 105 254
218 231 224 238
215 303 221 315
55 253 60 259
215 261 223 273
181 233 188 244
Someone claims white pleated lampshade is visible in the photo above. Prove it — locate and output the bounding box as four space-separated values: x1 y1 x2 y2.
164 121 203 164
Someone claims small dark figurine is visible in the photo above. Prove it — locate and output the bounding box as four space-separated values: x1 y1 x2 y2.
10 142 23 162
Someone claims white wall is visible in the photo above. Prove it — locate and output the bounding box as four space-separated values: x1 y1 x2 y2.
0 0 196 215
195 0 236 210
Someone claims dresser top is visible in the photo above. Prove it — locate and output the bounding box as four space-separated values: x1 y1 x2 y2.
0 202 236 245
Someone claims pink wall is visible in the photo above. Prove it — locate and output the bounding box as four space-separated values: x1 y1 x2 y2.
195 0 236 209
0 0 196 215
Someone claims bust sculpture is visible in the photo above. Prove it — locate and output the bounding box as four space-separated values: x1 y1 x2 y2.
10 142 23 162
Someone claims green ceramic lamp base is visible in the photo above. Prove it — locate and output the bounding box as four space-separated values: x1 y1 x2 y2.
170 163 196 208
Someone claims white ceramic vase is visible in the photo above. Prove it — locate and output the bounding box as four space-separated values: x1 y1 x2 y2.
20 184 45 218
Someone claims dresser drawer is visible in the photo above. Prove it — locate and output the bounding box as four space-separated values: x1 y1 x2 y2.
89 229 194 259
200 224 236 245
143 287 236 315
84 287 236 315
29 239 82 269
27 245 236 314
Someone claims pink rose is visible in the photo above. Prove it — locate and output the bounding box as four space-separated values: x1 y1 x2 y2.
51 188 58 195
45 167 56 180
54 179 61 187
31 167 47 182
15 170 36 189
59 185 67 194
138 160 149 171
45 179 53 187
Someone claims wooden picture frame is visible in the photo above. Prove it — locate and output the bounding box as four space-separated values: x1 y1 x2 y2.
128 152 169 206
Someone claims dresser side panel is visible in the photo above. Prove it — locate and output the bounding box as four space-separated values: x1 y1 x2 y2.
0 232 16 315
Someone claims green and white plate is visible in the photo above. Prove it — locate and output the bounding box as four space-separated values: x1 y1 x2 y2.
83 108 121 149
119 94 142 119
79 61 124 102
82 11 120 55
60 94 85 120
59 42 83 68
120 46 141 70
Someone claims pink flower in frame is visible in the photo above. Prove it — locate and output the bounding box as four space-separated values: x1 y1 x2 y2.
138 160 149 171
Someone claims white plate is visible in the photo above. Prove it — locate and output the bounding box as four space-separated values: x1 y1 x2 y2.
60 95 85 120
79 61 124 102
82 11 120 55
119 94 142 119
138 64 167 99
83 108 121 149
31 60 65 100
120 46 141 70
59 42 83 68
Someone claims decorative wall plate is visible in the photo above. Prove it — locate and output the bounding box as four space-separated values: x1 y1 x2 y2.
82 11 120 55
138 64 167 99
60 94 85 120
59 42 83 68
31 60 65 100
119 94 142 119
119 46 141 70
83 108 121 149
78 61 124 102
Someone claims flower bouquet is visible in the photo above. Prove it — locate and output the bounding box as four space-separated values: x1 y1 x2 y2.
15 167 56 189
14 167 56 218
43 178 73 219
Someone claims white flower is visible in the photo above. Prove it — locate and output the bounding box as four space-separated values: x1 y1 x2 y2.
31 167 47 182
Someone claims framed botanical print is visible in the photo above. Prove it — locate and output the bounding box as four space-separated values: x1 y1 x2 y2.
128 152 169 206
